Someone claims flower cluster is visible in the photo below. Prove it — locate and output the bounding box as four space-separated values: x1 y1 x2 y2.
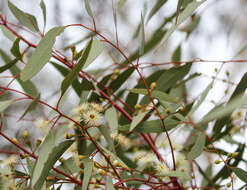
72 102 104 126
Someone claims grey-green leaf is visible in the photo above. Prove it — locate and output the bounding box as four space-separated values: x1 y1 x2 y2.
130 111 147 132
81 158 93 190
158 0 205 47
61 40 92 96
0 26 16 41
188 133 206 160
8 1 39 32
98 125 115 152
231 167 247 183
20 26 64 81
0 100 14 113
140 13 145 55
40 0 47 28
11 37 22 60
157 170 190 180
199 95 247 125
105 107 118 133
84 0 94 18
106 176 116 190
147 0 168 23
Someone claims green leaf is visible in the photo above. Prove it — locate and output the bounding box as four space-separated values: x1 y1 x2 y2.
11 37 22 60
119 118 179 133
147 0 168 23
31 130 73 190
105 107 118 133
26 157 35 176
40 0 47 28
98 125 115 152
171 44 181 62
18 94 40 121
0 26 16 41
189 81 213 115
109 67 135 92
200 95 247 125
82 40 104 69
0 100 14 113
130 88 178 103
0 58 18 73
231 167 247 183
180 16 201 34
188 133 206 160
61 40 92 96
84 0 94 18
130 111 147 132
8 1 39 32
158 0 205 47
21 26 64 81
55 157 81 177
157 170 190 180
0 49 38 96
139 13 145 55
81 158 93 190
106 176 116 190
229 73 247 101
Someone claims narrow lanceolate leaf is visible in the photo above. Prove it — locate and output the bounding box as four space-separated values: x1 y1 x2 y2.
0 59 18 73
20 26 64 81
199 95 247 125
98 125 115 152
0 26 16 41
189 81 213 115
82 40 104 69
105 107 118 133
18 94 40 121
171 44 181 62
106 176 116 190
139 13 145 55
146 0 168 23
40 0 47 28
188 133 206 160
81 158 93 190
130 111 147 132
130 88 178 103
0 100 14 113
0 49 38 96
84 0 94 18
8 1 39 32
11 37 22 60
61 40 92 96
231 167 247 183
31 130 73 190
158 0 205 47
157 170 190 180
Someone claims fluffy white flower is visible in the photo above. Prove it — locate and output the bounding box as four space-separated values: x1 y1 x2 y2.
82 110 103 126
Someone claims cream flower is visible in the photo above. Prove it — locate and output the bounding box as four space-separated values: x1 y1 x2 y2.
82 110 103 126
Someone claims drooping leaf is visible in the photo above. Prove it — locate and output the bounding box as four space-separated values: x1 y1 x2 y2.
31 130 73 190
40 0 47 28
0 58 18 73
200 95 247 125
157 170 190 180
147 0 168 23
189 81 213 115
188 133 206 160
180 16 201 34
81 158 93 190
84 0 94 18
0 100 14 113
0 49 38 97
106 176 116 190
130 88 178 103
109 67 135 92
158 0 205 47
10 37 22 60
98 125 115 152
8 1 39 32
61 40 92 96
139 13 145 55
0 26 16 41
21 27 64 81
18 94 40 121
171 44 181 62
82 40 104 69
130 111 147 132
119 118 179 133
105 107 118 133
231 167 247 183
